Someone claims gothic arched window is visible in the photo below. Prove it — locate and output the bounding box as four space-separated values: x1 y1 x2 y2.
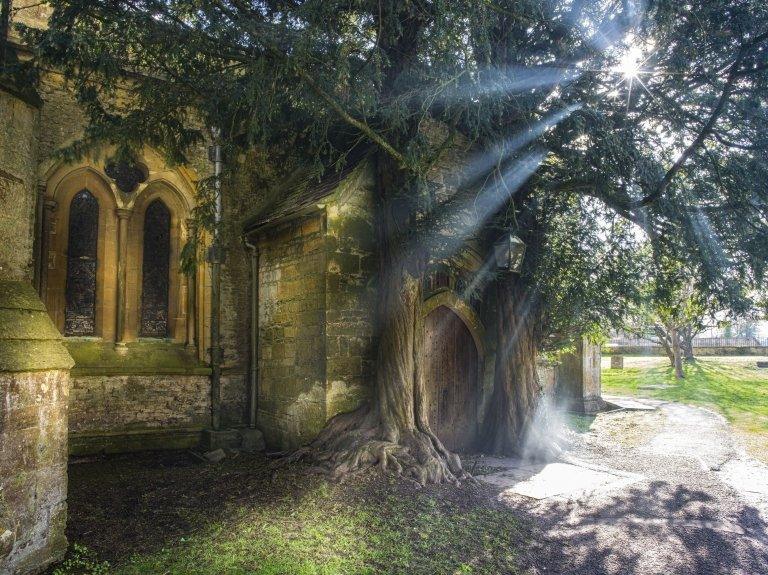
64 190 99 336
140 200 171 337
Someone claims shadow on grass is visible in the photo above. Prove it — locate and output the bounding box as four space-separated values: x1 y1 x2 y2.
54 451 524 575
52 450 768 575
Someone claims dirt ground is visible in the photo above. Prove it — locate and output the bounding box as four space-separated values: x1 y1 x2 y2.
56 451 529 574
510 401 768 575
56 399 768 575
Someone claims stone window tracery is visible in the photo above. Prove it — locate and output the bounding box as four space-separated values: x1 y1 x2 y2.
104 160 148 194
43 164 197 351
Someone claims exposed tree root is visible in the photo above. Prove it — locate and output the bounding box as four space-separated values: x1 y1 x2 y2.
276 406 472 486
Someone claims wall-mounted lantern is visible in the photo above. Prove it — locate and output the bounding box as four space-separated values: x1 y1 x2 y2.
493 233 526 273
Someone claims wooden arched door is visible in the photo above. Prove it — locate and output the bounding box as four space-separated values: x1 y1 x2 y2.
424 305 480 452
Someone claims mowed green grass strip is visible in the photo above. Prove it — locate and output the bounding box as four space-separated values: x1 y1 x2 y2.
602 357 768 453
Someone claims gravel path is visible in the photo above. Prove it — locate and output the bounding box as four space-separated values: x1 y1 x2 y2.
509 399 768 575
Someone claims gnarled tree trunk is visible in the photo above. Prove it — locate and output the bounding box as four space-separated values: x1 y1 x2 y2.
653 324 677 368
680 326 696 363
481 274 541 455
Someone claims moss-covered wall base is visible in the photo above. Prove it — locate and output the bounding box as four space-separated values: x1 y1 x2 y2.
57 340 218 454
69 428 204 455
68 373 211 452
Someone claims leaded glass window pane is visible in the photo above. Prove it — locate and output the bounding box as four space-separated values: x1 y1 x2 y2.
140 200 171 337
64 190 99 336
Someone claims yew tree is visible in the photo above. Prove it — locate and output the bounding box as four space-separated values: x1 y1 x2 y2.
29 0 768 482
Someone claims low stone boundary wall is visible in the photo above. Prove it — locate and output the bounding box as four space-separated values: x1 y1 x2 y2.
68 373 211 454
605 346 768 357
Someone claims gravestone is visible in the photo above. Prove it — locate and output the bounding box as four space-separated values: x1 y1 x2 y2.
611 355 624 369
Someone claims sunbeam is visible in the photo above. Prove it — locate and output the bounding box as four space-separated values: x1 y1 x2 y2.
443 66 582 103
455 104 583 192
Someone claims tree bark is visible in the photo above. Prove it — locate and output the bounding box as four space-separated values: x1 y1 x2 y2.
680 326 696 363
653 324 676 367
669 326 685 379
480 274 541 455
280 152 466 485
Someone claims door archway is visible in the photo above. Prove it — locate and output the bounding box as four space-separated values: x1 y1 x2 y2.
424 305 480 452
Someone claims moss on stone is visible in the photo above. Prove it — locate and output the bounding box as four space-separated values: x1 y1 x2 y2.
0 309 62 340
0 340 74 372
69 428 204 455
0 281 47 312
67 341 210 376
0 281 74 372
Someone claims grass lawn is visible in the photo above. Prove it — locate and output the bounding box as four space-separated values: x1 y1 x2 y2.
602 356 768 462
50 452 526 575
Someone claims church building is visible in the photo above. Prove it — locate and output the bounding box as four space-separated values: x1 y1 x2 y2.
0 2 600 573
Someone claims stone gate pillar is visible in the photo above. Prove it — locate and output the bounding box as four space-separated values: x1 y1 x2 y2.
555 337 604 414
0 282 74 574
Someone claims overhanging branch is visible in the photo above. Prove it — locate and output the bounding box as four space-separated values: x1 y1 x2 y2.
630 44 749 208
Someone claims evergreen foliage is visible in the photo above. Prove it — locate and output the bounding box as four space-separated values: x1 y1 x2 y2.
22 0 768 464
27 0 768 344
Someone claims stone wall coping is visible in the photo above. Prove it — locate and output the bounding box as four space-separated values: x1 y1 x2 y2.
66 340 210 375
0 281 74 371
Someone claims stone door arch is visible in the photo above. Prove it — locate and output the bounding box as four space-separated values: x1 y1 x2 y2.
424 304 481 452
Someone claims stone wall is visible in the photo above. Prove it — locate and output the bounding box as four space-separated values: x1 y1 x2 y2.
0 370 69 574
2 67 73 575
61 341 211 453
216 152 258 428
606 346 768 357
554 338 603 414
256 214 327 450
538 360 557 396
0 89 38 282
68 374 210 453
0 282 73 575
324 169 377 419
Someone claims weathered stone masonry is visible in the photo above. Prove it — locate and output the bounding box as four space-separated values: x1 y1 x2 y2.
0 283 73 575
247 166 378 450
256 214 329 449
1 69 74 574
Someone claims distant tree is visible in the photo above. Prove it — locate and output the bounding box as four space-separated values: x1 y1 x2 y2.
734 320 759 340
624 237 754 376
27 0 768 480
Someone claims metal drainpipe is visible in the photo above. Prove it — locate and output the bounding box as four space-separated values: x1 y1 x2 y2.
244 236 259 429
1 0 11 67
208 128 223 431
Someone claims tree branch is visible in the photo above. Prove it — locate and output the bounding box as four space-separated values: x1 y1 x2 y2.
292 65 407 166
631 44 749 208
213 0 408 167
